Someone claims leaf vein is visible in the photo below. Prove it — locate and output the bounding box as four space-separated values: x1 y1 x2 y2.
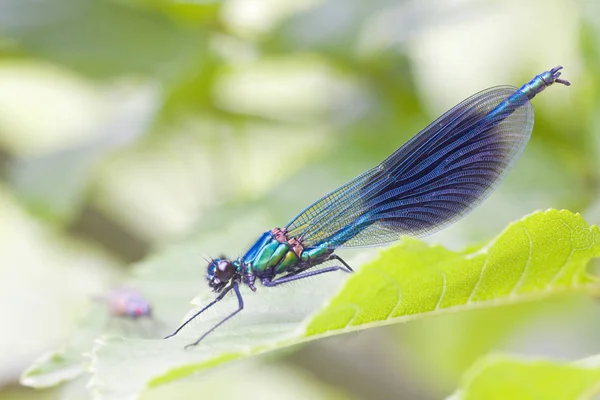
435 272 447 310
467 257 488 304
511 226 533 295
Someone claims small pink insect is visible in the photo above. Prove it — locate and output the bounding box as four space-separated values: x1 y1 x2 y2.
94 287 153 320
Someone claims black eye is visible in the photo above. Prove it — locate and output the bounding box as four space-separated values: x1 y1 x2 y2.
215 260 234 282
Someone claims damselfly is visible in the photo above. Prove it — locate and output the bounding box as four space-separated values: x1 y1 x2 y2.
166 66 570 348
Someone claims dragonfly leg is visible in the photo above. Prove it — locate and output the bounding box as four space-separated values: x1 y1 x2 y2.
262 265 351 287
326 254 353 272
164 281 235 341
282 253 353 278
184 283 244 349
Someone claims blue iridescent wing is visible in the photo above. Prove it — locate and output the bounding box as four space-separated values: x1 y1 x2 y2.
285 85 533 248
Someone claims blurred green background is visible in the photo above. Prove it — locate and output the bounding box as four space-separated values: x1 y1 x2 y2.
1 0 600 398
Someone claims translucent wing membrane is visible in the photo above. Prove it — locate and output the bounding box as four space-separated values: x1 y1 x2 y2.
285 85 534 248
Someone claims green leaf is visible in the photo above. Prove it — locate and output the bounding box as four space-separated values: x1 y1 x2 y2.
20 302 132 389
82 209 600 399
0 0 206 78
8 85 158 224
21 348 87 389
396 295 587 392
451 354 600 400
138 362 354 400
119 0 222 26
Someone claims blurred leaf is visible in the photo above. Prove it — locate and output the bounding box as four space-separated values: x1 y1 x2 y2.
140 362 354 400
120 0 222 26
263 0 475 60
264 0 390 58
58 375 93 400
0 186 119 387
0 386 56 400
21 291 163 390
8 84 159 223
213 54 361 123
10 145 113 224
0 0 207 78
21 348 87 389
450 354 600 400
397 294 594 394
580 5 600 198
79 209 600 399
158 54 219 123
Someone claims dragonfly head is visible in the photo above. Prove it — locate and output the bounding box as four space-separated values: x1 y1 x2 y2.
207 258 236 292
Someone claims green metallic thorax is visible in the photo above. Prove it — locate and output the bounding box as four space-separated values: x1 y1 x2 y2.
242 231 331 278
253 239 294 273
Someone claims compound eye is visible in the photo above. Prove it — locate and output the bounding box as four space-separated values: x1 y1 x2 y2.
215 260 235 282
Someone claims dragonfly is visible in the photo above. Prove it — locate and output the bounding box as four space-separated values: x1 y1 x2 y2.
165 66 570 348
